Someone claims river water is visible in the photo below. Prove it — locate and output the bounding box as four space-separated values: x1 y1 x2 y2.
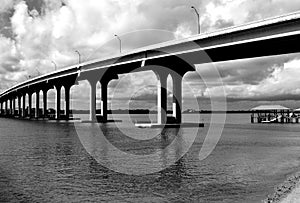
0 114 300 202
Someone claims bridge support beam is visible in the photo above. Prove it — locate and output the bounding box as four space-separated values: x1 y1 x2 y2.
18 95 21 117
0 101 2 116
9 98 13 116
12 97 15 116
35 90 40 118
5 100 8 116
10 98 13 116
153 69 184 125
55 85 62 120
100 81 108 122
155 71 168 125
1 101 3 116
172 73 183 124
28 93 32 118
43 89 48 118
65 85 71 120
88 80 97 122
22 93 26 118
12 97 16 117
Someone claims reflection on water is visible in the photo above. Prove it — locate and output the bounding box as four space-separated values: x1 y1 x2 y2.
76 120 197 175
0 114 300 202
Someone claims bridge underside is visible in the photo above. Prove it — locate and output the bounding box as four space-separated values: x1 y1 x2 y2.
1 13 300 125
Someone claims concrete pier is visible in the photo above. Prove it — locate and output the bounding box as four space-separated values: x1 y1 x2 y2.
35 90 40 118
155 71 168 125
28 92 32 118
89 79 97 122
43 89 48 118
22 93 26 117
65 85 71 120
55 84 61 120
18 95 21 117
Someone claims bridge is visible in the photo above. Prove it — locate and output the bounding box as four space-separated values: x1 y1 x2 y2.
1 12 300 126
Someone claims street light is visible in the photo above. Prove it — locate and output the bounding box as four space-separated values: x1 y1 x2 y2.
114 34 122 53
51 60 57 71
75 50 81 64
191 6 201 34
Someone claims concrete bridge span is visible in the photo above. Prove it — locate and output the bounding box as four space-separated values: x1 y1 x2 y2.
1 12 300 125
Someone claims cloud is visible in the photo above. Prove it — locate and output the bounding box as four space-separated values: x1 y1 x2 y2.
201 0 300 32
0 0 300 106
201 58 300 100
0 0 15 13
4 0 190 78
110 71 158 99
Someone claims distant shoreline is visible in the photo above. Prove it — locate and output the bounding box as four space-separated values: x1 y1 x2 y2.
70 109 252 114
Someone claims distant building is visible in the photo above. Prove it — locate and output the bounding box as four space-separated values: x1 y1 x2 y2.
250 105 296 123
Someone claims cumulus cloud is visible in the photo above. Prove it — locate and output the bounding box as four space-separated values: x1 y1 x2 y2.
0 0 15 13
201 0 300 32
0 0 299 105
201 58 300 100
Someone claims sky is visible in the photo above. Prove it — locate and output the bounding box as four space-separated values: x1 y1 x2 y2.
1 0 300 110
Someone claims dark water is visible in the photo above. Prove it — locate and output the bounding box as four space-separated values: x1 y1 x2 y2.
1 114 300 202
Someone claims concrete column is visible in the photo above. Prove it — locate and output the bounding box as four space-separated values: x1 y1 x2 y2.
5 100 8 115
172 74 183 124
10 98 13 116
100 81 108 121
55 85 61 119
28 93 32 118
35 90 40 118
22 93 26 117
0 101 2 115
1 101 3 115
9 98 13 116
18 95 22 117
43 89 48 118
89 80 97 121
12 97 16 116
156 71 168 125
0 101 3 115
65 85 71 120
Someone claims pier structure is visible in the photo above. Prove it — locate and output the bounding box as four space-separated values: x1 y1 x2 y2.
251 105 293 123
251 105 300 124
1 13 300 125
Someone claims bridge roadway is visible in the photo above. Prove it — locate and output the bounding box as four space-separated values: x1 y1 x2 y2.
1 12 300 124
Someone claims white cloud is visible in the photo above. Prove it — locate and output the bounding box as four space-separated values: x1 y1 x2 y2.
0 0 15 13
0 0 300 104
204 0 247 28
174 24 193 39
201 0 300 32
203 59 300 99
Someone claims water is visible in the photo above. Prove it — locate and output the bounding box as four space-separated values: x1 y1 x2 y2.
1 114 300 202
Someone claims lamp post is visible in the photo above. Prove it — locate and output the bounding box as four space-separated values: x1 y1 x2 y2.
191 6 201 34
75 50 81 64
51 60 57 71
114 34 122 53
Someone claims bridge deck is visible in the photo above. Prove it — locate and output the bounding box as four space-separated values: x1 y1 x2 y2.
1 11 300 97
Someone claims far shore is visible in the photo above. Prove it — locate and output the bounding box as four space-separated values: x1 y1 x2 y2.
70 109 253 114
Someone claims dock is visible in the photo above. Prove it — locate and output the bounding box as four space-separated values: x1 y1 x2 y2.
251 105 300 124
